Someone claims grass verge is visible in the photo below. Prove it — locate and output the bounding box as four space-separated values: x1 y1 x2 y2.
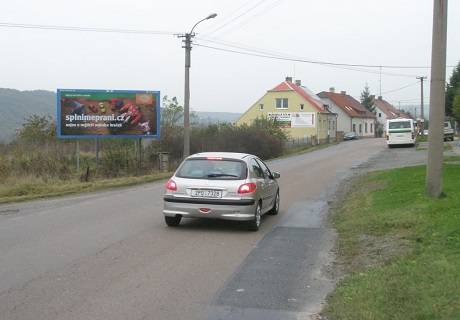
0 172 172 204
324 162 460 319
0 141 339 204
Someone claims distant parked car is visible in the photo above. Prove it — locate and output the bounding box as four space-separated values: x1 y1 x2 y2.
343 132 358 140
444 121 454 141
163 152 281 231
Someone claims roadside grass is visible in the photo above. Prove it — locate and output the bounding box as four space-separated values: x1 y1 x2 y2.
416 135 428 142
416 143 453 151
0 141 340 204
0 172 172 204
324 162 460 319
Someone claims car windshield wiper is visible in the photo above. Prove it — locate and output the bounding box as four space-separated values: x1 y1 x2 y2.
207 173 239 178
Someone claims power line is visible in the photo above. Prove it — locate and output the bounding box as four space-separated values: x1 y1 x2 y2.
0 22 178 35
194 43 420 78
381 81 420 95
208 0 286 37
195 37 456 70
203 0 272 36
200 0 260 33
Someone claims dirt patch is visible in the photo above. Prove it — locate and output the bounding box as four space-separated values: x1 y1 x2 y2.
351 234 411 271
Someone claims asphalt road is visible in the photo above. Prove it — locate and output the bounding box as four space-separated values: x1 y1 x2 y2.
0 138 384 320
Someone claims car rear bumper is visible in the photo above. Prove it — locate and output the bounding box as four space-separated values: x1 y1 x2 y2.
163 196 257 221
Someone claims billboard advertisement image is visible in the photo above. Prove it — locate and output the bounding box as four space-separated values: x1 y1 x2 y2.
57 89 160 139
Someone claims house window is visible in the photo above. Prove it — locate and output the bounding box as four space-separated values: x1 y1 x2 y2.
353 124 356 132
259 104 264 110
300 104 304 110
371 123 373 133
359 124 362 133
365 123 368 133
379 112 382 118
276 98 288 109
329 121 331 130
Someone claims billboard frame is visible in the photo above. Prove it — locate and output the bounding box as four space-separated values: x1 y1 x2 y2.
56 88 161 139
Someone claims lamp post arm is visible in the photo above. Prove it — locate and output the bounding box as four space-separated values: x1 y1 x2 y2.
189 18 208 35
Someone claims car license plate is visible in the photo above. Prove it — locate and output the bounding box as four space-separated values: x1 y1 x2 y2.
191 189 222 198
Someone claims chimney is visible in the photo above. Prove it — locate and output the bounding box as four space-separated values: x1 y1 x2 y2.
340 90 347 95
329 87 335 93
295 79 301 86
378 96 382 100
285 76 293 82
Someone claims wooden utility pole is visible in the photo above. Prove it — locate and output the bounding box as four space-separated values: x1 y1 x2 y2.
426 0 448 198
416 76 427 124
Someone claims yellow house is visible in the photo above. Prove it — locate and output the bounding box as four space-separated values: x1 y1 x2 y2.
237 77 337 142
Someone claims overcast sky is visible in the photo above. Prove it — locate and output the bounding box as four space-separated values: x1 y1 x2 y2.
0 0 459 114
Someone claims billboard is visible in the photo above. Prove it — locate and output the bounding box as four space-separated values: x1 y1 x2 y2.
57 89 160 139
267 112 315 128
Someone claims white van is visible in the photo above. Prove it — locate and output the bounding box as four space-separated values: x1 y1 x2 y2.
386 118 415 147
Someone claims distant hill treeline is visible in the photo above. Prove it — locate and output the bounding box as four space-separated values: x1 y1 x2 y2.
0 89 55 141
0 88 241 142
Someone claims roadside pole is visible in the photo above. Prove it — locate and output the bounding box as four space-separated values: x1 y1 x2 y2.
179 14 217 159
416 76 427 128
426 0 448 198
96 138 100 171
183 33 192 158
138 138 142 171
76 140 80 172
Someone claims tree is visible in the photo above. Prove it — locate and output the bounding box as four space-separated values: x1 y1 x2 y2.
360 83 375 112
17 115 55 143
161 96 183 127
446 61 460 119
161 95 199 127
453 89 460 120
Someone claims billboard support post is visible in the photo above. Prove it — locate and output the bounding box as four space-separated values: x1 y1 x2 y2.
76 141 80 172
96 138 100 171
138 138 142 171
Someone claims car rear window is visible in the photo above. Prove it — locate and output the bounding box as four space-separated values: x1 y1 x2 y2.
176 159 247 180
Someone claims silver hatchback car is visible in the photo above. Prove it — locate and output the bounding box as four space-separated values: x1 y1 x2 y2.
163 152 280 231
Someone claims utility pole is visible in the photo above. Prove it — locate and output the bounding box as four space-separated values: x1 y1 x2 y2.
426 0 448 198
182 32 192 158
76 140 80 172
179 13 217 159
416 76 427 125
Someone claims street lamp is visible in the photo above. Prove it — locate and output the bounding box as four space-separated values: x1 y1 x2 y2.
182 13 217 158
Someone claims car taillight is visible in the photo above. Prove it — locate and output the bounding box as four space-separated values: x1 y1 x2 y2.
166 179 177 191
238 183 257 194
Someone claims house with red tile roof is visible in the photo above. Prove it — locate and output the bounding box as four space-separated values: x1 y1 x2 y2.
373 96 412 132
236 77 337 143
318 88 376 137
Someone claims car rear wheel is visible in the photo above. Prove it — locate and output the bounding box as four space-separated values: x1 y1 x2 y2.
268 191 280 215
247 203 261 231
165 215 181 227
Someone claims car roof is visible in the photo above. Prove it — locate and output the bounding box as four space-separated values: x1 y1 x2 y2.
187 152 254 160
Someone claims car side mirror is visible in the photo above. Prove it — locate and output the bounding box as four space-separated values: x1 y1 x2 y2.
272 172 280 179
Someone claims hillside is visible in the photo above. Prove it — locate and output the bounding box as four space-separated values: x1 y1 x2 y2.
0 89 55 141
0 89 241 142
